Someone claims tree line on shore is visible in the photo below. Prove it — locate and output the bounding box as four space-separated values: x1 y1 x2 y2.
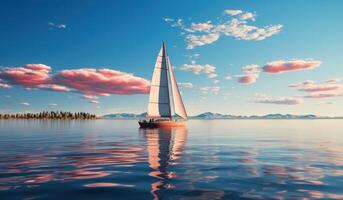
0 111 97 119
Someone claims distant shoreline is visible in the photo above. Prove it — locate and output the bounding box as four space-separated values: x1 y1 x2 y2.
0 111 97 120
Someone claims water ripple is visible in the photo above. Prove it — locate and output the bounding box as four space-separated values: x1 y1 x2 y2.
0 119 342 199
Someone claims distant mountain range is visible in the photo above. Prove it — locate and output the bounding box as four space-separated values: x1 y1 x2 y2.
102 112 342 119
103 113 146 119
191 112 319 119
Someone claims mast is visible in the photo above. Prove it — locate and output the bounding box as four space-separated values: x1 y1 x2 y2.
163 42 173 120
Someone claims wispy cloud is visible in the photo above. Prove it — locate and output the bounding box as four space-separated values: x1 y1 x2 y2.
207 73 218 79
185 54 200 61
165 10 282 49
0 82 11 88
224 10 243 16
224 75 232 80
90 100 99 104
19 102 30 106
178 82 193 88
200 86 220 95
185 34 220 49
48 22 66 29
186 21 214 33
82 94 99 100
302 92 343 99
239 12 256 21
38 84 72 92
49 103 58 106
179 62 216 78
81 94 101 104
289 80 315 88
255 96 303 105
163 18 183 28
263 59 321 74
163 18 174 22
325 78 341 84
299 84 342 92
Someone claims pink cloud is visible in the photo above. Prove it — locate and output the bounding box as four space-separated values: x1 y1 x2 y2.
0 64 150 97
255 96 303 105
263 59 321 74
237 75 258 84
0 64 52 88
54 68 150 95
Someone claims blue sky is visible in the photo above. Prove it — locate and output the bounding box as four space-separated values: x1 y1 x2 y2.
0 0 343 116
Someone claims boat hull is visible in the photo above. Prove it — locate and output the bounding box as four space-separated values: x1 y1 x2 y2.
139 120 186 128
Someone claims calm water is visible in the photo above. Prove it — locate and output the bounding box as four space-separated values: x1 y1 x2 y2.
0 119 343 200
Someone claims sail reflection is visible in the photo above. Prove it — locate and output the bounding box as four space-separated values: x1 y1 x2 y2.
141 127 188 200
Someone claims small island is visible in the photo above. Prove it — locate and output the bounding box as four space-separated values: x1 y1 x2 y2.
0 111 97 120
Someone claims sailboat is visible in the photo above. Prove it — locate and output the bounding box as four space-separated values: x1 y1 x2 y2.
139 42 188 128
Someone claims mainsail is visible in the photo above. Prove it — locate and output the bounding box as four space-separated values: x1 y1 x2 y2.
147 43 171 118
147 43 187 120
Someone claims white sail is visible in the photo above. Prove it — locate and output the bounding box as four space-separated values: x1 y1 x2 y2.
147 44 171 118
167 56 188 119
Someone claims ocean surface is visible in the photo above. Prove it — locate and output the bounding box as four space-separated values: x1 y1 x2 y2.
0 119 342 200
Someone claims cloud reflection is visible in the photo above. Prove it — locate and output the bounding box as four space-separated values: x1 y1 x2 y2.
84 182 134 188
0 135 146 191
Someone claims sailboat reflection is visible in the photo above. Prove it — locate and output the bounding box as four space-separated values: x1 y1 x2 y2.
140 127 188 200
